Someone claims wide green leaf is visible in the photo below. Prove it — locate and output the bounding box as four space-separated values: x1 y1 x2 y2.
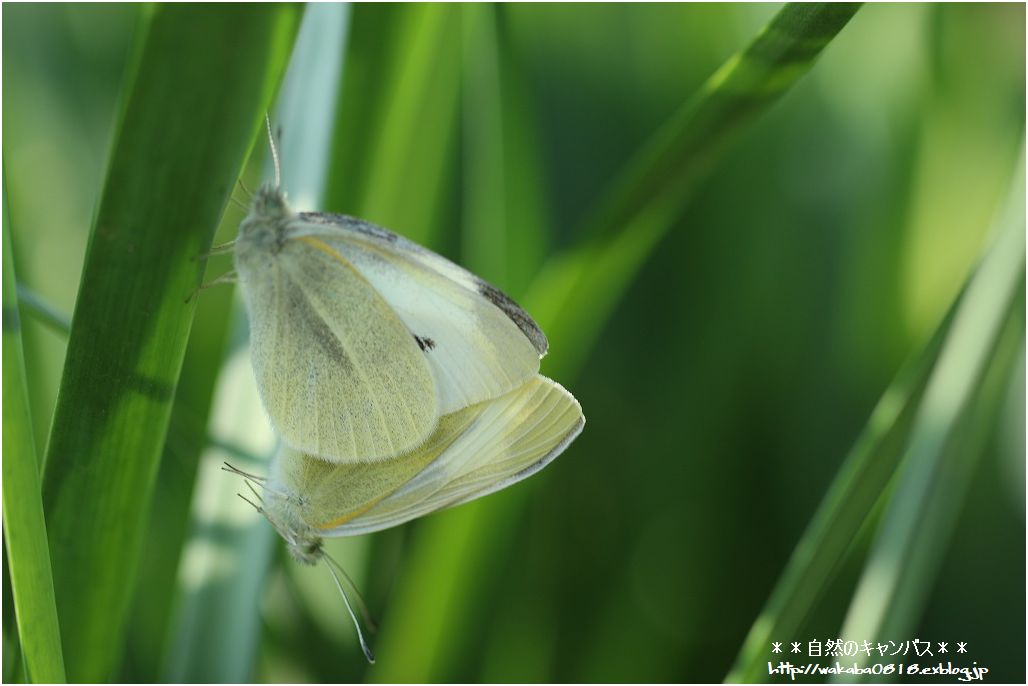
38 6 300 681
121 184 242 681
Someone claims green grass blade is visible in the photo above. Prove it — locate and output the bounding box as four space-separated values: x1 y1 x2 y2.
120 192 242 681
3 176 66 683
320 4 404 216
729 146 1025 685
38 6 300 681
460 4 551 293
3 5 142 460
324 4 461 246
3 548 24 682
726 285 955 684
528 3 862 378
836 147 1025 666
161 312 279 682
581 2 863 245
370 5 861 681
461 3 508 283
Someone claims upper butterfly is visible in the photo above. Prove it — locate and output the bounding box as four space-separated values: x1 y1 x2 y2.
233 183 548 463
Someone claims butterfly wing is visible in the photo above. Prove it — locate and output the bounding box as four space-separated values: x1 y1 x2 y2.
292 213 547 415
268 403 482 526
239 235 440 462
338 377 583 535
271 376 584 537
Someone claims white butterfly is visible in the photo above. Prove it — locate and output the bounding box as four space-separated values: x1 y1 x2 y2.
232 181 555 464
221 161 584 661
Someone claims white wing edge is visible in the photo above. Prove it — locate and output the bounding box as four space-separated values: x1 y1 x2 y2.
443 408 585 511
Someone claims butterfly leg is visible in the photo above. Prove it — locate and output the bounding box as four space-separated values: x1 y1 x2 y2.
196 239 237 260
185 270 237 303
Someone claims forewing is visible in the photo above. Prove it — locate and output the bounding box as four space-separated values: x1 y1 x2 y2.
307 375 584 537
294 213 547 414
241 237 439 462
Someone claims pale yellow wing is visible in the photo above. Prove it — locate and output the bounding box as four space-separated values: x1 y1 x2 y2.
239 235 439 462
269 376 584 537
293 213 546 414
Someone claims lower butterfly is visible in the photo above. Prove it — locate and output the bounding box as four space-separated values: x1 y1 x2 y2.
226 374 583 662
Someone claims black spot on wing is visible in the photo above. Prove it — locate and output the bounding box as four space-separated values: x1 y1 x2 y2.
298 212 399 243
414 335 436 352
476 280 548 355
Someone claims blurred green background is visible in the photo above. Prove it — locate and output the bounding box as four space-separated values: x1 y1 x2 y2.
2 3 1024 683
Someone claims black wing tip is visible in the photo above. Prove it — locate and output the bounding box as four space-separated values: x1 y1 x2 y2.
475 279 549 355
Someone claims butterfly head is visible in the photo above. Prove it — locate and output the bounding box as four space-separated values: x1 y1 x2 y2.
284 533 324 566
249 183 290 220
222 462 324 565
261 488 325 566
235 183 293 266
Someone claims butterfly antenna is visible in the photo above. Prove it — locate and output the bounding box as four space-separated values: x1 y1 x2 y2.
222 461 266 482
265 113 281 189
324 552 378 633
244 479 264 504
325 560 376 663
222 461 270 498
236 491 263 513
220 461 295 501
